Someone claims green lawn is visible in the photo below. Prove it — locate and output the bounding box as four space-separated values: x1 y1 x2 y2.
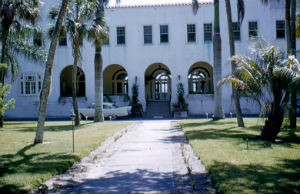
180 118 300 194
0 120 132 194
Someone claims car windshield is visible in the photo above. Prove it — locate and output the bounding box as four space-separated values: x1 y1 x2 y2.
89 103 117 109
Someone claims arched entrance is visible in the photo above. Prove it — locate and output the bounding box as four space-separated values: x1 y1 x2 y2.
103 64 128 96
60 65 86 97
145 63 171 117
145 63 171 101
188 62 214 94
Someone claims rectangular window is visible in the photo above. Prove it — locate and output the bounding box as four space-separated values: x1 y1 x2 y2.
248 21 258 38
117 26 125 44
20 73 41 95
204 23 212 41
276 20 285 39
187 24 196 42
34 31 42 46
160 25 168 43
59 29 67 46
103 27 109 45
232 22 240 41
144 25 152 44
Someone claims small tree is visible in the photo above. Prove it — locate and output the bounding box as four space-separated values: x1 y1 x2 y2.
218 42 300 141
131 83 141 109
173 82 188 110
0 64 15 127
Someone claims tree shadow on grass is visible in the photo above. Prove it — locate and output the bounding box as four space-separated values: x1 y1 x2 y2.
184 127 255 142
183 121 299 148
0 144 80 194
180 119 236 128
12 125 74 133
209 159 300 194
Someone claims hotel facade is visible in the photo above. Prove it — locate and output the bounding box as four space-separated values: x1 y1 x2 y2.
5 0 298 119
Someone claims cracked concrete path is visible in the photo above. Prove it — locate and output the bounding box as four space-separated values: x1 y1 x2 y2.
45 120 215 194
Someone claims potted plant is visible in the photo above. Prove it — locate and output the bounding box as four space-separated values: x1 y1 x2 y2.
173 82 188 118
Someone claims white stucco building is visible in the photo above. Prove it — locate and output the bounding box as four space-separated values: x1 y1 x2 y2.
4 0 298 119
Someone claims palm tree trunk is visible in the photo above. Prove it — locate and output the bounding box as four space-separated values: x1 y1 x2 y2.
0 20 12 128
94 0 104 122
72 43 80 126
34 0 70 144
213 0 224 119
286 0 291 53
261 105 285 141
289 0 297 128
94 49 104 122
225 0 244 127
261 91 290 141
0 18 12 82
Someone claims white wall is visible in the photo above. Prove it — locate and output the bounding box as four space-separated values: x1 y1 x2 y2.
5 0 290 119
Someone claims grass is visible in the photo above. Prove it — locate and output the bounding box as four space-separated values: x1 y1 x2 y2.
0 120 132 194
180 118 300 194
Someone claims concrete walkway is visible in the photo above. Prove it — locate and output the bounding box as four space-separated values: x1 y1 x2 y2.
45 121 215 194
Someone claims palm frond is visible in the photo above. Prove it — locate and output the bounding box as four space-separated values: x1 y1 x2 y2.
237 0 245 25
217 76 248 91
4 50 20 82
192 0 199 15
48 7 59 21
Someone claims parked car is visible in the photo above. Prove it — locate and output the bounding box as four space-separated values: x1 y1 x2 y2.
73 102 131 120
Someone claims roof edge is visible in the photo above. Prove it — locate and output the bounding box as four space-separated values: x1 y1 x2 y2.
105 1 213 9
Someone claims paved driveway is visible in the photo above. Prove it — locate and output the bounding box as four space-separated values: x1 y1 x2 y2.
46 120 214 194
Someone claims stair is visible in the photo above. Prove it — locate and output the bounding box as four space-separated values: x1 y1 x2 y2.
146 101 170 118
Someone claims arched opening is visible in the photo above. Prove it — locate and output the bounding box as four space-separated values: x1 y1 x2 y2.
145 63 171 101
103 64 128 96
188 62 214 94
60 65 86 97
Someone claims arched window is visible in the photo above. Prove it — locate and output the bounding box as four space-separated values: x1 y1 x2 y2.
60 66 86 97
188 67 213 94
113 70 128 95
20 73 41 95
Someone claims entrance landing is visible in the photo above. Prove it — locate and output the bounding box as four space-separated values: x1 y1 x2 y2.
146 101 170 118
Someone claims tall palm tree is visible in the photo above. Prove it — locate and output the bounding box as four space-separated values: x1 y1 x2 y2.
34 0 70 144
289 0 297 128
93 0 105 122
50 0 107 125
225 0 245 127
0 0 47 127
213 0 224 119
0 0 40 84
64 0 96 126
218 42 300 141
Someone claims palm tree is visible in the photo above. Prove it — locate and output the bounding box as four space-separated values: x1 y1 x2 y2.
64 0 95 126
92 0 107 122
93 0 105 122
0 0 40 84
213 0 224 119
34 0 70 144
0 0 47 127
288 0 297 128
261 0 298 128
50 0 107 125
225 0 245 127
218 42 300 141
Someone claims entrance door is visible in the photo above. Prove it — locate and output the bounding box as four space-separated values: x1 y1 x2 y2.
152 72 170 101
